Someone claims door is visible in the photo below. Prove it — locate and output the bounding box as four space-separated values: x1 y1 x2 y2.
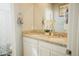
0 4 16 55
0 3 23 56
67 4 79 56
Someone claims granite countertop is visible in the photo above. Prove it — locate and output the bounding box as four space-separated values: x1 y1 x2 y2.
23 30 67 47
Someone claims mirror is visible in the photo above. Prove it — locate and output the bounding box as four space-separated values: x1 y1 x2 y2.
43 3 68 33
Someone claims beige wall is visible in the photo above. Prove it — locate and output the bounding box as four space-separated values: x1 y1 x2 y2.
33 4 44 30
15 3 34 31
16 3 53 31
15 3 68 32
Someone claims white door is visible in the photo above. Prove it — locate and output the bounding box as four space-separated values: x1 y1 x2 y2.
0 3 11 46
0 4 16 55
0 3 23 56
67 4 79 56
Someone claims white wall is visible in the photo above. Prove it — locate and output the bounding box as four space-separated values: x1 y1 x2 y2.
13 4 24 56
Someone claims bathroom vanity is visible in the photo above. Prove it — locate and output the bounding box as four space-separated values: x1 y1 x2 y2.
21 3 69 56
23 31 68 56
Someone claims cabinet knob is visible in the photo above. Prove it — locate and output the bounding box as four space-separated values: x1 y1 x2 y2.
66 49 72 56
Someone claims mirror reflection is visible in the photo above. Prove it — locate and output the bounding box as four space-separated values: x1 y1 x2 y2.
42 3 68 33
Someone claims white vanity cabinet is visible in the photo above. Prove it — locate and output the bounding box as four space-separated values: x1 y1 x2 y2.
23 37 38 56
38 41 67 56
23 37 67 56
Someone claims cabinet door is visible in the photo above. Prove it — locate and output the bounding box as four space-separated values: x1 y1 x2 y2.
51 44 66 56
39 41 52 56
51 50 66 56
23 43 38 56
23 37 38 56
39 46 51 56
